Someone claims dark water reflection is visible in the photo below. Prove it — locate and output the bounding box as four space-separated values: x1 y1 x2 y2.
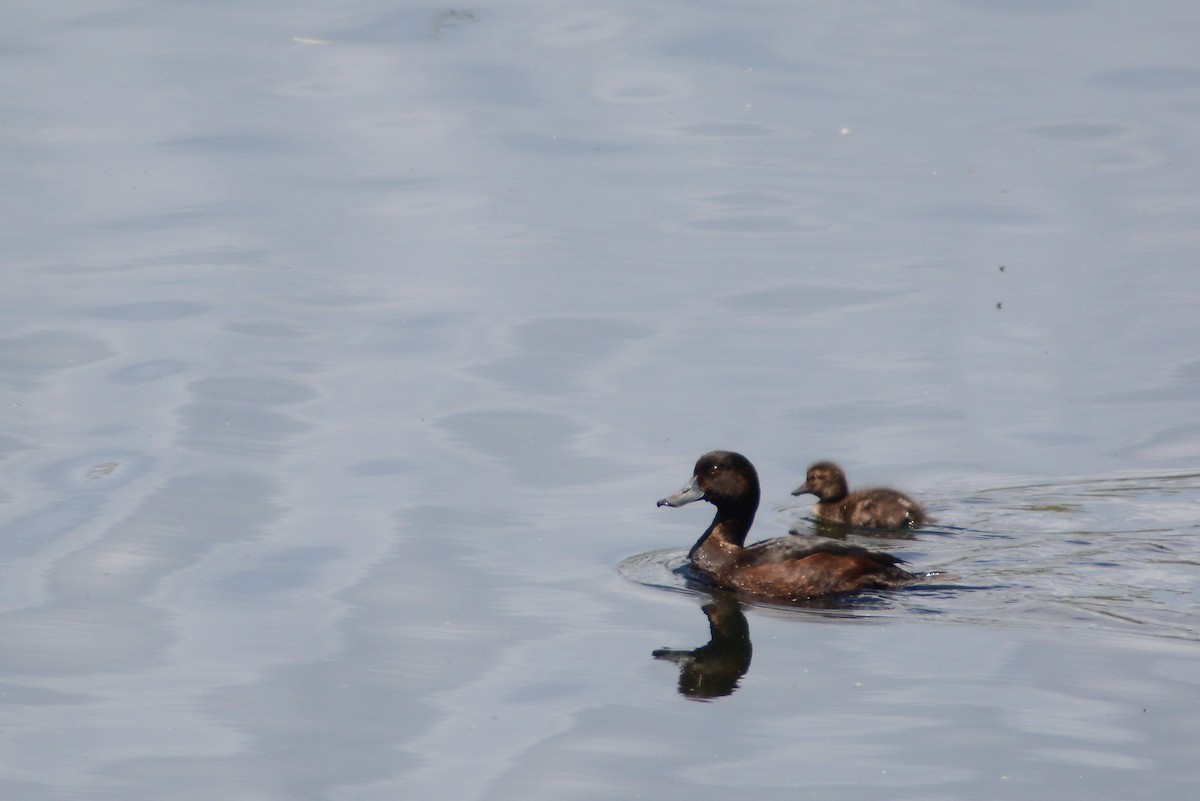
652 590 917 700
654 595 752 699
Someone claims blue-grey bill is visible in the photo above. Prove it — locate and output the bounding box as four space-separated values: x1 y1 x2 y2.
657 475 704 507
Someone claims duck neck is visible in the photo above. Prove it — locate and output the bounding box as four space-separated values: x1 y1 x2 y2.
824 478 849 504
822 486 848 504
688 504 757 558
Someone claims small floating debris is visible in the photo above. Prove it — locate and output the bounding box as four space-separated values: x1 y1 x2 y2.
85 461 119 480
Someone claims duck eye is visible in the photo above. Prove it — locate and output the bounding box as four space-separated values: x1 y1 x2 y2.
708 465 720 476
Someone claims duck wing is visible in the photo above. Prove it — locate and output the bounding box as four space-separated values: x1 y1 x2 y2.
730 535 915 599
737 535 905 569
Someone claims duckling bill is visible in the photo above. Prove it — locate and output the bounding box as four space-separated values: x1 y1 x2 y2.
659 451 917 601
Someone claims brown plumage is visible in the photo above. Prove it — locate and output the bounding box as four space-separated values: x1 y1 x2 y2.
792 460 928 529
658 451 917 601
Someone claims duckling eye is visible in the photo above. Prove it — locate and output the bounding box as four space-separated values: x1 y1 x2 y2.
708 465 721 476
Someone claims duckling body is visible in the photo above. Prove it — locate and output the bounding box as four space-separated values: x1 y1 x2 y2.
659 451 916 601
793 461 927 529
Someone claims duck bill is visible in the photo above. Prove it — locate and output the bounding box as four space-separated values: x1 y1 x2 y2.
791 482 812 497
658 475 705 507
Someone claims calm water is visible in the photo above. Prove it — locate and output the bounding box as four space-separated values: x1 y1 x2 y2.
2 1 1199 798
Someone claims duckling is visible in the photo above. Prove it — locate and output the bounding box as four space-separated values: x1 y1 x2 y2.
793 461 927 529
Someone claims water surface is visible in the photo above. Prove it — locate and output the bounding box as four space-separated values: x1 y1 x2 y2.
2 1 1199 799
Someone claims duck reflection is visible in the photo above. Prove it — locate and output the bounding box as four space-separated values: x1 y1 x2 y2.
653 589 892 699
789 518 918 542
653 594 752 699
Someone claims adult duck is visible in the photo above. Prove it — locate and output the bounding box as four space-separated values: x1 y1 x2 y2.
659 451 917 601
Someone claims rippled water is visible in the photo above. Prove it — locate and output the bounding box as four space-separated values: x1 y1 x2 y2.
624 469 1200 635
3 1 1200 799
